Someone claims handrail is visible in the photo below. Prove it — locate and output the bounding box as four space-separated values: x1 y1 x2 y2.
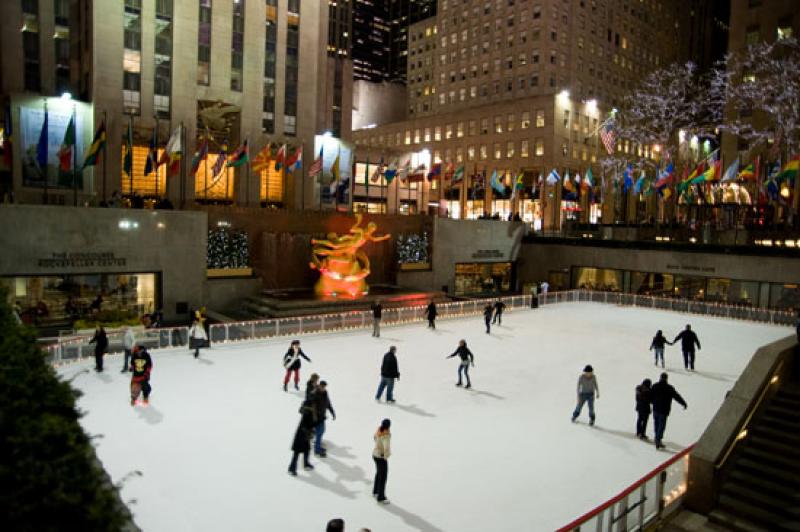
556 444 695 532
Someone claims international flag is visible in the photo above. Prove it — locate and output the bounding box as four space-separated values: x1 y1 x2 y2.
251 143 272 173
452 164 465 184
190 136 209 176
563 169 575 193
370 157 384 183
511 173 525 200
444 162 455 180
308 147 323 179
599 120 616 155
686 161 706 185
123 118 133 178
546 168 560 185
721 158 739 182
211 148 227 176
633 171 647 194
700 160 721 182
384 160 398 183
81 121 106 169
655 163 674 189
490 169 505 193
738 162 756 181
329 150 340 183
274 144 286 171
427 162 442 181
226 139 250 168
623 164 634 192
144 126 158 176
36 110 48 169
57 116 75 173
159 125 183 176
287 145 302 172
775 155 799 183
581 168 593 192
408 163 426 182
399 159 412 182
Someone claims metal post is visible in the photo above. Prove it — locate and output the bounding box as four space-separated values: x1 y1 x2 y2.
102 110 108 202
72 104 78 206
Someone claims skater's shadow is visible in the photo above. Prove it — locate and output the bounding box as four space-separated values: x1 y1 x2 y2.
487 333 512 339
468 389 505 400
592 425 640 442
295 469 360 499
136 405 164 425
325 442 358 460
95 372 113 383
379 502 446 532
196 357 215 365
378 337 404 342
393 403 436 418
691 370 734 382
323 455 371 486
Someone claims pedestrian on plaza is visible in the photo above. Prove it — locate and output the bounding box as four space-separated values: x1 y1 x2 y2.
283 340 312 392
635 378 653 440
189 319 208 358
306 373 320 403
371 300 382 337
372 418 392 504
649 330 670 368
312 381 336 457
651 372 688 450
492 299 506 324
424 300 438 329
121 326 136 373
483 303 493 333
672 324 701 371
326 519 345 532
129 346 153 406
88 324 108 372
376 346 400 403
447 339 475 388
571 365 600 426
540 281 550 295
288 403 316 476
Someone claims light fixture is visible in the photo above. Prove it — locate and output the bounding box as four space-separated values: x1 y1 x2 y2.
557 90 570 106
60 92 72 100
322 131 333 138
585 99 597 113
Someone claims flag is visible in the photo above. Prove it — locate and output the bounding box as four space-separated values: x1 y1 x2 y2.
490 169 505 193
700 160 721 182
546 168 560 184
686 161 706 185
721 158 739 182
599 120 616 155
308 147 323 178
738 162 756 181
159 126 183 176
36 110 48 169
144 126 158 176
329 150 340 183
408 163 426 182
227 139 250 168
563 170 575 193
287 145 302 172
370 157 384 182
57 116 75 173
775 155 799 183
123 118 133 178
452 164 465 184
274 144 286 171
81 121 106 169
211 148 227 176
622 164 634 192
384 160 398 183
399 159 412 182
427 162 442 181
251 143 272 172
190 137 209 176
655 163 674 189
633 171 647 194
511 173 525 200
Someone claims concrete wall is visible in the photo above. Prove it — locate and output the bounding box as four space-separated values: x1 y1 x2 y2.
0 204 207 321
352 80 407 130
206 277 262 312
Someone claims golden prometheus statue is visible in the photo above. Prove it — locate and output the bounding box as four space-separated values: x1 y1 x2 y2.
310 214 391 298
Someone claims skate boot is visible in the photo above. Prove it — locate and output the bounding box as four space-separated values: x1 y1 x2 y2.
294 383 300 391
303 463 314 471
283 383 288 392
455 382 463 387
465 383 472 389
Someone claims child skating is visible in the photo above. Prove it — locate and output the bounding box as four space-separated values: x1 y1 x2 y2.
447 339 475 388
283 340 312 392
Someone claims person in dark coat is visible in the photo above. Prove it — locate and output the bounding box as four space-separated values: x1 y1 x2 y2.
305 373 320 403
483 304 493 333
650 372 688 449
371 300 382 337
447 339 475 388
424 301 438 329
312 381 336 457
288 404 316 476
88 325 108 372
649 330 671 368
129 346 153 406
672 325 701 371
635 378 653 440
492 299 506 324
376 346 400 403
283 339 312 392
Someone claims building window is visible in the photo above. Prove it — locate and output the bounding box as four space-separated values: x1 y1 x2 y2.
507 113 515 132
744 25 760 46
506 141 515 158
457 122 464 138
493 142 502 159
535 139 544 156
468 120 477 136
263 0 277 133
480 144 488 160
445 124 453 139
231 0 245 91
123 0 142 114
285 0 301 135
198 0 212 85
777 17 793 40
521 111 530 129
154 0 173 118
435 126 442 141
494 116 503 134
536 109 545 127
481 117 489 135
520 140 529 157
467 145 476 161
21 0 41 92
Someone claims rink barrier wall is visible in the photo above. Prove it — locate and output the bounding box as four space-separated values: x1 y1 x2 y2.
43 290 794 366
556 445 694 532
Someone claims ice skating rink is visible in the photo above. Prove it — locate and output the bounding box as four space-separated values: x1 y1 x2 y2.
59 302 790 532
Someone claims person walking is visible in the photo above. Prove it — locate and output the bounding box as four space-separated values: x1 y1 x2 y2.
540 281 549 295
376 346 400 403
372 418 392 504
283 340 312 392
306 373 320 403
492 299 506 325
121 326 136 373
312 381 336 457
672 325 701 371
447 339 475 388
188 319 207 358
649 330 670 368
651 372 688 449
424 300 438 329
571 365 600 426
371 300 382 338
635 378 653 440
288 403 316 476
129 346 153 406
483 303 493 334
88 325 108 372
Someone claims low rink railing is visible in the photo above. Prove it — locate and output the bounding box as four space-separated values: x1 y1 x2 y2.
556 445 694 532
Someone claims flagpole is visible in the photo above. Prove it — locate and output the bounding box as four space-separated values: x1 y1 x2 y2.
42 100 48 205
128 113 134 199
101 110 107 203
72 103 78 206
154 114 160 199
179 121 186 208
300 142 305 210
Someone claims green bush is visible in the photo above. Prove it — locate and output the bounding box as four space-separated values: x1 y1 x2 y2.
0 288 134 531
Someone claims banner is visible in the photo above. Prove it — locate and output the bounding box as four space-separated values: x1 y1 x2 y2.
314 135 355 210
20 105 85 187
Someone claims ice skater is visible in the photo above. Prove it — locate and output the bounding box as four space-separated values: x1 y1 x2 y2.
89 325 108 372
371 300 382 337
288 402 316 475
121 326 136 373
483 303 493 333
649 330 670 368
283 340 312 392
189 319 208 358
306 373 320 402
129 346 153 406
372 418 392 504
635 378 652 440
424 300 438 329
312 381 336 457
447 339 475 388
571 365 600 426
376 346 400 403
672 324 701 371
492 299 506 324
651 372 687 450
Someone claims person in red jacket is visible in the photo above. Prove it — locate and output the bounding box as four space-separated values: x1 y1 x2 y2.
130 346 153 406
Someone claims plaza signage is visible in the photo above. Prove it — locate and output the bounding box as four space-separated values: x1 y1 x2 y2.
38 252 127 269
665 263 716 274
471 249 504 260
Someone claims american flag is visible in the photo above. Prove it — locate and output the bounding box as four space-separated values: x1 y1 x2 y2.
599 121 616 155
308 148 323 178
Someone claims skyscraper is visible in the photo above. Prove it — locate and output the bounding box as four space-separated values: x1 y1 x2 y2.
388 0 438 83
352 1 392 82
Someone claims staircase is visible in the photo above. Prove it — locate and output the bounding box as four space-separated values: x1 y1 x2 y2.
708 384 800 532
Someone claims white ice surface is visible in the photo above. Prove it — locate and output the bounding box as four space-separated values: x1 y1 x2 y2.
59 303 790 532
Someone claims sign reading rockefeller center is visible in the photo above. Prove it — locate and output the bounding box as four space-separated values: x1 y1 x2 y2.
37 252 127 269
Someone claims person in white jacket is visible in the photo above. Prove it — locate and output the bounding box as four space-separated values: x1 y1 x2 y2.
372 418 392 504
188 319 208 358
121 326 136 373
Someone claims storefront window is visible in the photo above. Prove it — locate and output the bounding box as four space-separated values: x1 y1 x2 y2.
572 267 623 291
630 272 674 297
672 275 706 300
769 283 800 310
455 262 512 295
